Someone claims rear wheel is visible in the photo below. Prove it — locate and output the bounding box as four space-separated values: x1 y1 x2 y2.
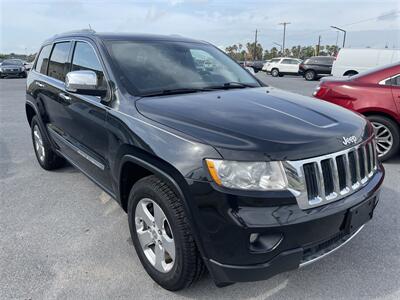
271 68 279 77
31 116 64 170
304 70 316 81
367 115 400 161
128 175 205 291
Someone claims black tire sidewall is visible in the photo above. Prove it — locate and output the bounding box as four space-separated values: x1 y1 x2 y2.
127 179 187 290
368 115 400 161
271 69 279 77
305 70 315 81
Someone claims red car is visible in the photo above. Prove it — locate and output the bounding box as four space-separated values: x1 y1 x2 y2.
314 63 400 161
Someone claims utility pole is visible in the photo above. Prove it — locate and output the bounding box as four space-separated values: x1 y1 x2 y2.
331 26 346 48
316 35 321 55
253 29 258 61
278 22 290 55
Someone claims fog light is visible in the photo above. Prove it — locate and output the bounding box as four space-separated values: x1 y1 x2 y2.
249 233 283 253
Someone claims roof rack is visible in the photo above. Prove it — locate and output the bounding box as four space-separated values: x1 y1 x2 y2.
53 29 96 37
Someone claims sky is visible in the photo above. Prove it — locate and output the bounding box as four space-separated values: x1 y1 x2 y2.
1 0 399 54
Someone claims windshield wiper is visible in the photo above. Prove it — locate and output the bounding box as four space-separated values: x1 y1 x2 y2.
205 82 257 90
138 88 209 97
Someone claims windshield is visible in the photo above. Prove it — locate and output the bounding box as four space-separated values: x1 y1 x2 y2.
105 40 260 95
1 59 23 66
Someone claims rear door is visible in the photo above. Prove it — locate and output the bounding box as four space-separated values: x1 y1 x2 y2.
280 59 292 73
41 41 73 139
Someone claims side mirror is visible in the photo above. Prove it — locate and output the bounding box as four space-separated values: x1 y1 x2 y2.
65 70 106 97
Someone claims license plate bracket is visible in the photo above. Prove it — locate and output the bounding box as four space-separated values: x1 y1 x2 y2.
345 198 375 234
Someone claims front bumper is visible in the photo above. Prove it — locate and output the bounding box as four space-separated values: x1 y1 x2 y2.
0 69 26 77
186 165 384 285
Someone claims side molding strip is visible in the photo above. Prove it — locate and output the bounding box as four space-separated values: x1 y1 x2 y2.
48 127 105 170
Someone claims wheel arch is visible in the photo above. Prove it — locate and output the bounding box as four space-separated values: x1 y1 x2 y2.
25 101 38 127
343 70 358 76
361 110 400 126
117 146 209 259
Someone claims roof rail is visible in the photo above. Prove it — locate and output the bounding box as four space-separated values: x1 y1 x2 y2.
53 28 96 37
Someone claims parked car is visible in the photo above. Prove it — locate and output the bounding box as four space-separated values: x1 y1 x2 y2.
314 63 400 160
244 60 265 73
332 48 400 77
0 59 27 78
26 31 384 291
263 57 302 77
299 56 335 81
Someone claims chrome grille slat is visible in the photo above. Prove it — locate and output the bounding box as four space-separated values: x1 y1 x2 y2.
330 158 340 195
285 138 377 210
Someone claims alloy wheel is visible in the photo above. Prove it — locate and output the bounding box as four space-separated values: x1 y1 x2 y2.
33 125 45 162
372 121 393 157
135 198 175 273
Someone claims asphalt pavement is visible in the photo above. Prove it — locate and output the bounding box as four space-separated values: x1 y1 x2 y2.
1 77 399 299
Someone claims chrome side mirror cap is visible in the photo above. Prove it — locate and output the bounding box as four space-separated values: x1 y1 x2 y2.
65 70 107 98
65 70 98 93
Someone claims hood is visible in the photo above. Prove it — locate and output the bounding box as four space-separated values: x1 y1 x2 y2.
136 87 370 160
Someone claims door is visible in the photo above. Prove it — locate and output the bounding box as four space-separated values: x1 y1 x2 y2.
58 41 112 191
41 41 73 138
280 59 292 73
44 40 112 192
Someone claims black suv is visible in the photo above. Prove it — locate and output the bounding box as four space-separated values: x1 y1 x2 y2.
299 56 335 80
26 31 384 291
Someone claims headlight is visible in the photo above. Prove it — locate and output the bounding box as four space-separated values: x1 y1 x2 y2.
205 159 288 191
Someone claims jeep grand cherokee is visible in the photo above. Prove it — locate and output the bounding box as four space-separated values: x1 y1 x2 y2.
26 30 384 291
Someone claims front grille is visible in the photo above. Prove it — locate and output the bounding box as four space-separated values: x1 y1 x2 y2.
285 138 377 209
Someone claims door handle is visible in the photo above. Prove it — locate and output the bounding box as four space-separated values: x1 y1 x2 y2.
35 82 45 87
59 93 72 102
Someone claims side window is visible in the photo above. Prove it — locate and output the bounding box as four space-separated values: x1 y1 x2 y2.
281 59 291 64
289 59 299 64
35 45 52 74
48 42 71 81
71 42 106 89
386 75 400 86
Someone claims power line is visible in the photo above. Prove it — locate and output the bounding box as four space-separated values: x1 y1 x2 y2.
286 10 400 41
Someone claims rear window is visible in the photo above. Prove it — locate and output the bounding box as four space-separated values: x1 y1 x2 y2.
270 59 280 63
35 45 52 74
48 42 71 81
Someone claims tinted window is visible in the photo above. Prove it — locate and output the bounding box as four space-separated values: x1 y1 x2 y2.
281 59 292 64
48 42 71 81
35 45 52 74
270 59 280 63
106 40 260 95
72 42 106 88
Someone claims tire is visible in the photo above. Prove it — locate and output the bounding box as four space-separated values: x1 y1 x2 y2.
31 116 64 170
271 68 279 77
128 175 205 291
304 70 316 81
367 115 400 161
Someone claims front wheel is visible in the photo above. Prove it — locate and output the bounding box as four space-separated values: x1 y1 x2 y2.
128 175 205 291
271 69 279 77
368 115 400 161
